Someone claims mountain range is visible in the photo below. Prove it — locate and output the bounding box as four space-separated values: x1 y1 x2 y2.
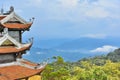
23 37 120 62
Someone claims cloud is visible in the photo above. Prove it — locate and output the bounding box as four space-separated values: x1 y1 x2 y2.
26 0 42 7
85 7 110 18
90 45 118 53
36 52 45 54
58 0 79 8
82 34 107 39
3 0 120 19
23 0 120 39
24 0 120 19
2 0 120 39
83 0 120 19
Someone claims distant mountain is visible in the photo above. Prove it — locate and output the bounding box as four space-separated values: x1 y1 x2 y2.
107 48 120 62
23 37 120 62
24 37 120 50
23 47 105 63
53 37 120 50
32 38 73 49
75 48 120 66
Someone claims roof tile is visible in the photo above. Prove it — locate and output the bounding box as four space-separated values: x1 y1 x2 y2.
0 65 44 80
2 23 32 30
0 16 6 20
0 43 32 54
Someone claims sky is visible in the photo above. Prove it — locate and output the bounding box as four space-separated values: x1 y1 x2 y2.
0 0 120 40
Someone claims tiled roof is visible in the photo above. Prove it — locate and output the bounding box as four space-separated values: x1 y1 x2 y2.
0 44 32 54
21 60 38 66
0 65 44 80
0 16 6 20
0 11 33 30
0 76 8 80
0 59 47 80
2 23 32 30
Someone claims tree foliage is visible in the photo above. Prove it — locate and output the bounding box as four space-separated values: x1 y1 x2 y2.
41 49 120 80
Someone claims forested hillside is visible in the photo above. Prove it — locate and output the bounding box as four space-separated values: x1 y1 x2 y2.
41 48 120 80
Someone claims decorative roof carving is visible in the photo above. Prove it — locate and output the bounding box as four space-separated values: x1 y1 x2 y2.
0 7 33 30
0 12 27 24
0 28 33 53
9 6 14 13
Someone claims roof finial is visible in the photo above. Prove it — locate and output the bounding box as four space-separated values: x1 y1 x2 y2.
29 17 35 22
9 6 14 13
0 8 4 14
1 5 4 14
32 17 35 22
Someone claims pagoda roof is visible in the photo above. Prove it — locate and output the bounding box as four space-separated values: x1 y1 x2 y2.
0 43 32 54
1 23 32 30
0 16 6 20
0 59 47 80
0 65 43 80
0 11 33 30
0 28 33 54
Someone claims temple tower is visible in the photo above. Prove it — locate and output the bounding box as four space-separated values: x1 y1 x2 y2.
0 6 46 80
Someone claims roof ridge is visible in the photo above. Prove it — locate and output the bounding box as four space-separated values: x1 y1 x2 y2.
0 59 47 70
0 12 28 24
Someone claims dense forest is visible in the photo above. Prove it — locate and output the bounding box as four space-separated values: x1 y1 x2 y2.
41 48 120 80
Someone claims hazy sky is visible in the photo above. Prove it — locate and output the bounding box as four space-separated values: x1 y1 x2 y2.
0 0 120 39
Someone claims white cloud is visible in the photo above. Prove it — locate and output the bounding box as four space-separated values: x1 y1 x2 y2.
83 0 120 18
58 0 79 8
25 0 120 19
32 0 120 20
90 45 118 53
36 52 45 54
26 0 42 7
82 34 107 39
98 0 120 9
85 7 110 18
